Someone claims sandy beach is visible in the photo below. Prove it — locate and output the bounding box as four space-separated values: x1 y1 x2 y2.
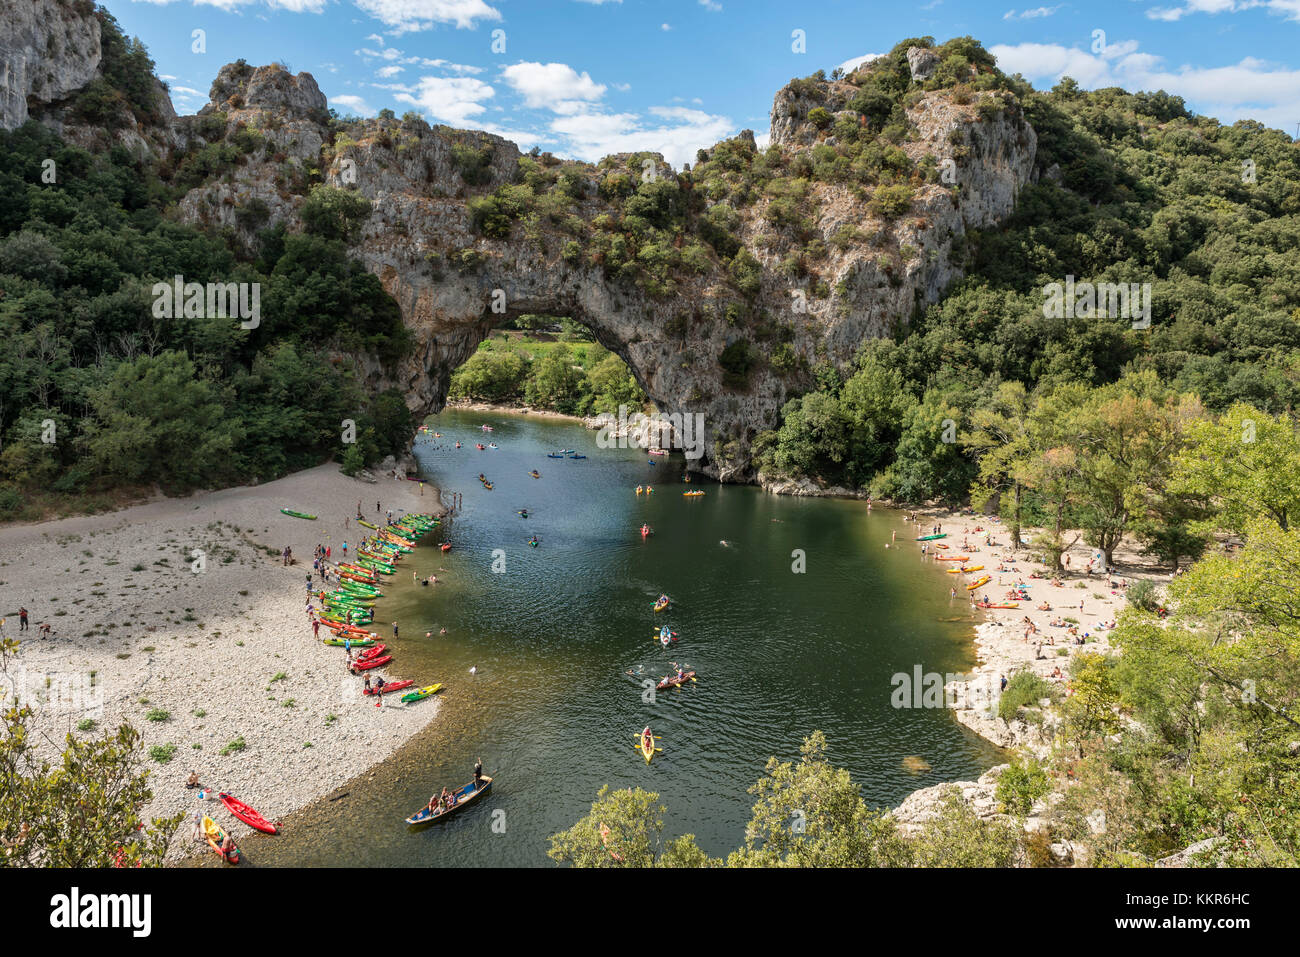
0 463 447 859
891 504 1171 751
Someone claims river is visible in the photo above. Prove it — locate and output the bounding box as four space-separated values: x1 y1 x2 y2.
248 408 1003 866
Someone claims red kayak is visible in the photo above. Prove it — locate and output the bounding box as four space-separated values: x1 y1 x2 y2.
357 643 388 661
351 654 393 671
219 792 278 835
363 679 414 696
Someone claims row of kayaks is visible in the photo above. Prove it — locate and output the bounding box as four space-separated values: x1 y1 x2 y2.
314 513 448 706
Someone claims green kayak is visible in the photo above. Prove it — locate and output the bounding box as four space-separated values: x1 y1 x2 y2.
281 508 317 520
400 683 443 703
915 533 947 541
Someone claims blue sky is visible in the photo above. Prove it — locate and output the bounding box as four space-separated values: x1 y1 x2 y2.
112 0 1300 166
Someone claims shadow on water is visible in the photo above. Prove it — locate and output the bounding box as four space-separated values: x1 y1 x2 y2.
204 409 1004 868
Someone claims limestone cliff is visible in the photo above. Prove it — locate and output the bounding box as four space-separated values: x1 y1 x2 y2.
0 0 101 130
0 15 1038 481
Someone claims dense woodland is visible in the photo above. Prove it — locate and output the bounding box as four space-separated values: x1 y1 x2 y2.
0 11 411 520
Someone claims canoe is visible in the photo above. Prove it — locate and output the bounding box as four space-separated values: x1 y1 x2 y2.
203 816 240 864
219 793 277 835
656 670 695 691
529 471 541 478
322 636 375 647
400 683 443 703
440 544 452 552
936 556 971 562
280 508 316 520
916 533 946 541
966 575 992 591
357 643 388 661
363 679 414 696
977 602 1020 609
405 775 493 826
569 454 587 460
682 491 705 497
350 654 394 671
653 597 669 613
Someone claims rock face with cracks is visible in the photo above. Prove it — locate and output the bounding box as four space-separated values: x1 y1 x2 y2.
3 24 1038 480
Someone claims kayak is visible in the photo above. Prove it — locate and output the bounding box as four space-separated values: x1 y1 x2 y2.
936 556 971 562
916 533 946 541
400 683 443 703
219 793 277 835
440 544 452 552
363 679 414 696
547 453 565 458
637 729 658 763
351 654 394 671
682 491 705 497
322 636 375 647
976 602 1020 609
653 597 669 613
946 565 985 574
203 816 240 864
405 776 493 826
656 670 695 691
357 643 388 661
358 519 378 530
280 508 316 520
966 575 992 591
529 471 541 478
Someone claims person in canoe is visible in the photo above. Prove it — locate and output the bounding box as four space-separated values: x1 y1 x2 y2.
642 727 654 752
430 787 450 812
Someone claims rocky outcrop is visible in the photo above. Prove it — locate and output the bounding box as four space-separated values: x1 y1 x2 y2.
907 46 940 82
1 6 1039 480
0 0 101 129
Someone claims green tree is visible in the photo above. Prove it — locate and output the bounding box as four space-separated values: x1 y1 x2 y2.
83 352 242 489
1 640 182 868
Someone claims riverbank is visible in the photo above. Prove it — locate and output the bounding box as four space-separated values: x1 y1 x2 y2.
904 506 1170 751
444 399 589 425
0 463 447 861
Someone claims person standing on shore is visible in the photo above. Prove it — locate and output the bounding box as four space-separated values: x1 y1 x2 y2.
312 618 320 639
392 621 399 638
19 607 28 631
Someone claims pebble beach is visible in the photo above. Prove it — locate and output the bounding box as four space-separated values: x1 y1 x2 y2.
0 463 447 859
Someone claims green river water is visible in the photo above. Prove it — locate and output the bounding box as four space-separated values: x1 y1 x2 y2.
242 408 1003 867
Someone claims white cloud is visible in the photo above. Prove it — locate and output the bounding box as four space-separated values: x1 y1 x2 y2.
1003 5 1061 19
1146 0 1300 23
500 62 606 111
172 86 204 96
330 93 375 115
419 58 483 74
661 23 671 30
394 75 496 125
377 65 404 77
548 105 734 168
837 52 883 76
700 0 723 10
990 40 1300 134
352 0 502 33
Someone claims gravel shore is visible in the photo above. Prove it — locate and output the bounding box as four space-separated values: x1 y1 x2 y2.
0 463 447 860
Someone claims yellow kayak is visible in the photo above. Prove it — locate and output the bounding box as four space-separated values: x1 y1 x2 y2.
203 815 240 864
946 565 985 574
637 728 660 763
966 575 992 591
682 491 705 497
